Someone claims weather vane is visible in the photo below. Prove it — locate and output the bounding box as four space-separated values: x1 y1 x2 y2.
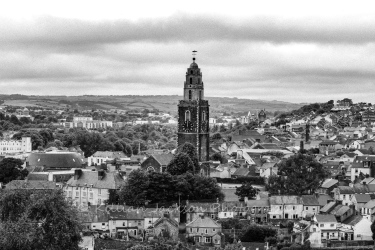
192 50 197 61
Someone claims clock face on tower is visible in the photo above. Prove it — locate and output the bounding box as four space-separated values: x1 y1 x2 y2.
182 120 193 132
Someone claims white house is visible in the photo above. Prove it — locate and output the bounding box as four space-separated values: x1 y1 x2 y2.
88 151 129 166
65 169 124 208
340 215 372 241
0 137 31 155
309 214 339 247
269 196 304 220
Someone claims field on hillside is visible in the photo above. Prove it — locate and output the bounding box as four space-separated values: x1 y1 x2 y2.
0 95 304 115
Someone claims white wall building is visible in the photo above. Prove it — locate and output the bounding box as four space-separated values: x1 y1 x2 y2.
0 137 32 155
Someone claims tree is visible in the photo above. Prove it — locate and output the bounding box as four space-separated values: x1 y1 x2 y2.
371 219 375 241
0 189 82 250
210 152 224 163
235 182 257 200
166 153 195 175
267 154 329 195
0 158 28 184
240 225 277 242
175 142 199 174
118 169 149 206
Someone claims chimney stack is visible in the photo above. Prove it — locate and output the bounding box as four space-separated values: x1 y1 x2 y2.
74 169 82 180
98 170 105 180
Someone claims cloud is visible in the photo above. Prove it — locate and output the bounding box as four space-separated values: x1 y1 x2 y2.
0 13 374 103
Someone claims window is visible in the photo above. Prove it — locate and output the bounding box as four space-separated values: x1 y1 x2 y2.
330 224 334 227
190 228 193 233
343 195 346 199
185 110 191 121
75 191 79 197
306 207 309 210
83 192 86 197
213 229 216 232
190 78 192 84
199 90 202 100
123 222 126 226
205 237 211 243
112 221 115 225
90 193 93 199
98 189 101 195
188 90 192 100
69 191 72 197
190 70 193 74
205 229 208 234
293 206 295 210
320 224 324 227
98 199 101 204
202 111 206 121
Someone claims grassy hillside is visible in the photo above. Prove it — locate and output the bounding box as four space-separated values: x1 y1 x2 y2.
0 95 305 115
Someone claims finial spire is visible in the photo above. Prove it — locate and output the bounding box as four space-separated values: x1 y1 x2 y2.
192 50 197 61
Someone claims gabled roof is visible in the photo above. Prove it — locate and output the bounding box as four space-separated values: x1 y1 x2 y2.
364 200 375 209
186 216 221 228
342 215 364 226
67 171 124 189
320 140 338 145
320 201 337 213
269 196 303 205
337 186 355 194
151 154 174 166
232 168 250 176
330 204 350 216
301 195 320 206
353 194 371 203
321 179 339 189
246 199 270 207
315 214 337 223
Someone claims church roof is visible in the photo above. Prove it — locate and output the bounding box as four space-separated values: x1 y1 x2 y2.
190 62 198 68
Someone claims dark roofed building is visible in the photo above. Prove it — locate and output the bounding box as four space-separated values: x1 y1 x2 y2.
140 153 174 173
27 152 85 171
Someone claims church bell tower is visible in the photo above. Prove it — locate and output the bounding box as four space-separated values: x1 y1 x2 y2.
177 51 210 162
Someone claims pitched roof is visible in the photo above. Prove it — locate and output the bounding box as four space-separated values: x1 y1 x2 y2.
67 171 124 189
27 152 84 170
320 201 337 213
320 140 338 145
321 179 338 189
92 151 128 158
315 214 337 223
186 216 221 228
5 180 58 190
301 195 320 206
151 154 174 166
246 199 270 207
364 200 375 209
353 194 371 203
269 196 303 205
27 172 49 181
330 205 350 216
232 168 250 176
352 155 375 168
337 186 355 194
342 215 364 226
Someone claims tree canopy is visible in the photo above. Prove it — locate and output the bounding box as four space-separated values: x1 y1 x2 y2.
235 182 257 200
118 170 224 205
0 189 82 250
267 153 329 195
0 158 28 184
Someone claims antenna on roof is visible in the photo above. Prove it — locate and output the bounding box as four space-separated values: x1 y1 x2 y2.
192 50 197 61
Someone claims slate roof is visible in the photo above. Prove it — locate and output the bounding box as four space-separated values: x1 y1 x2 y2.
321 201 337 213
337 186 355 194
246 199 270 207
342 215 364 226
108 210 144 220
261 162 277 170
330 205 350 216
360 177 375 185
232 168 250 176
66 171 124 189
321 179 339 189
315 214 337 223
5 180 58 190
92 151 127 158
27 152 84 170
353 194 371 203
320 140 338 145
317 194 334 207
364 200 375 209
352 155 375 168
258 143 281 150
186 216 221 228
301 195 320 206
27 173 49 181
151 154 174 166
269 196 303 205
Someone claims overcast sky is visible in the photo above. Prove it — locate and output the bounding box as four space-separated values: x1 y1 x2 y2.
1 0 375 103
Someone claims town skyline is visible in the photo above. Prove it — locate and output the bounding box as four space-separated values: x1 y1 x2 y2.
1 0 375 103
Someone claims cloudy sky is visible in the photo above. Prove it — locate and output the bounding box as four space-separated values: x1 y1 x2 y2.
1 0 375 103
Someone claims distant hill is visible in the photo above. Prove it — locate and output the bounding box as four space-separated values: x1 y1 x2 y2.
0 95 305 115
